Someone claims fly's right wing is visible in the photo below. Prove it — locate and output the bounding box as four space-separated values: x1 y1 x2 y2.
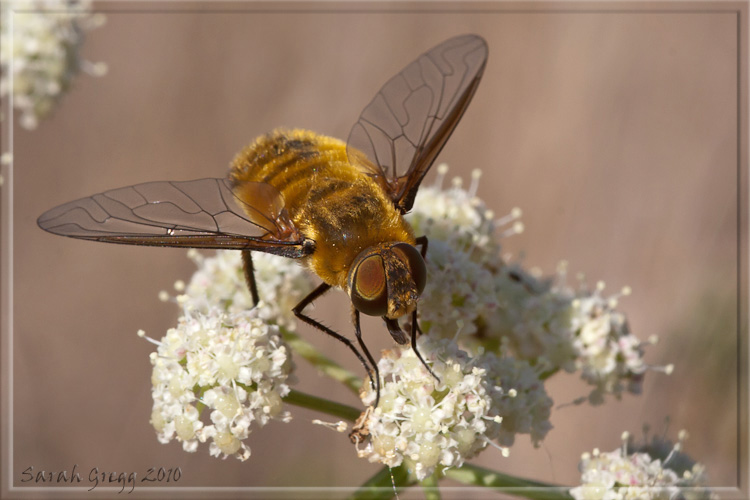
347 34 488 213
37 177 314 258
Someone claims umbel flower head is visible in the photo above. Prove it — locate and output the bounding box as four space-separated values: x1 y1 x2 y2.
145 307 294 460
570 429 716 500
0 0 106 129
496 267 668 404
407 165 665 404
147 250 310 460
354 336 552 480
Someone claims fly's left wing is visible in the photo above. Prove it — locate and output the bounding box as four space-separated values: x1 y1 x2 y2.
347 34 488 213
37 177 313 258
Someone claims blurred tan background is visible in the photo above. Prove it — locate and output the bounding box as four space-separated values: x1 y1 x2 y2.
7 2 743 497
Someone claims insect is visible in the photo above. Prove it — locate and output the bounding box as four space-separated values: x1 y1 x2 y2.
37 34 488 407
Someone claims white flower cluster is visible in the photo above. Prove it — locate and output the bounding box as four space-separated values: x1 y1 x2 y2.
570 281 667 404
497 268 664 404
182 249 314 332
0 0 105 129
146 307 294 461
570 430 715 500
355 336 552 480
490 262 578 371
408 165 661 404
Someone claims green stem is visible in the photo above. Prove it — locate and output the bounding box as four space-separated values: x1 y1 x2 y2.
420 473 441 500
282 329 363 394
349 465 412 500
283 389 362 422
444 464 574 499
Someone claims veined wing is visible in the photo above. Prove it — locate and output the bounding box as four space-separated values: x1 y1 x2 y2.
347 34 488 213
37 177 313 258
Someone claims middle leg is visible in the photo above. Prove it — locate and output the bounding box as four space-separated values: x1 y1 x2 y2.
293 283 376 392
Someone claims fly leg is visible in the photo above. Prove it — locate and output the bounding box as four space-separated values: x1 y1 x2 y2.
293 283 376 393
413 235 429 336
413 235 436 380
415 235 428 258
411 309 440 383
353 309 381 407
241 250 260 306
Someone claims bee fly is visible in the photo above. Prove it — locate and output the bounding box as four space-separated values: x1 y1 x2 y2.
37 34 489 406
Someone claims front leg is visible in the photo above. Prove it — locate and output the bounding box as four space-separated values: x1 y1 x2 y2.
353 309 381 407
413 235 428 336
411 309 439 383
415 235 428 258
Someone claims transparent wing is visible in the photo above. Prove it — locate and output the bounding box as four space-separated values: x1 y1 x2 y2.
347 34 488 213
37 177 312 258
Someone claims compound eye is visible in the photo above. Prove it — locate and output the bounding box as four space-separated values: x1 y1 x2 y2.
350 254 388 316
392 243 427 294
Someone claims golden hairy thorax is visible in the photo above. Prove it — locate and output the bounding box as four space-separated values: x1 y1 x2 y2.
229 129 416 289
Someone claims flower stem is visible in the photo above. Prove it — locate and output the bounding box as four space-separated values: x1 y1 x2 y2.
283 389 362 422
444 464 574 499
282 329 363 394
349 465 412 500
420 473 441 500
